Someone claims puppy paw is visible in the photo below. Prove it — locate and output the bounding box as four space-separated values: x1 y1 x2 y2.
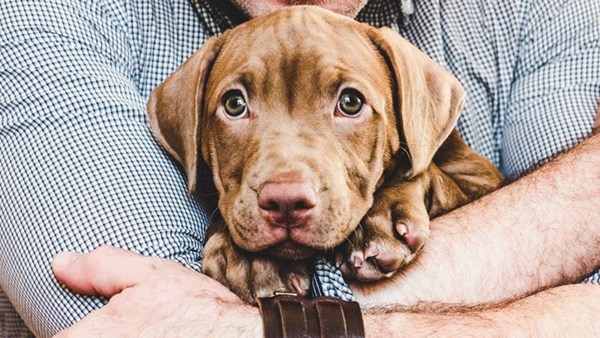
337 219 428 282
202 229 310 304
336 183 430 282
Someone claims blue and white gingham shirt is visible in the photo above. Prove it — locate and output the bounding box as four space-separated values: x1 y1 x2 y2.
1 0 599 336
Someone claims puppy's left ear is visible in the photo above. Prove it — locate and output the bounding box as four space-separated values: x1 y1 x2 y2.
369 27 465 178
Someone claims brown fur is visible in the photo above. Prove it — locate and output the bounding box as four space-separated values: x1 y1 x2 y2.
147 6 503 304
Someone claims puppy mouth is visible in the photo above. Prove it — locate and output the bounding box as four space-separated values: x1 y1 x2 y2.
267 240 316 260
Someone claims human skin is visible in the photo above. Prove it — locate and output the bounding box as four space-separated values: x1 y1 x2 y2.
52 245 600 337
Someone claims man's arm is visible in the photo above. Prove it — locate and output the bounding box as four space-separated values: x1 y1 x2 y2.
352 0 600 308
52 246 600 337
363 284 600 336
0 1 209 336
352 130 600 307
52 246 264 337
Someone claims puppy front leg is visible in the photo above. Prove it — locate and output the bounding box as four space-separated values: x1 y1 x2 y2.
202 220 310 304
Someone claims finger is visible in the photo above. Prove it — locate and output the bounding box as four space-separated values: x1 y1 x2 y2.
52 245 166 298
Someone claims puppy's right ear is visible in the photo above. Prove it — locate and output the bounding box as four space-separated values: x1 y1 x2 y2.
147 37 222 194
368 27 465 179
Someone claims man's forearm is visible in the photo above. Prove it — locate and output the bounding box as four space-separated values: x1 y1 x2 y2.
363 284 600 336
353 133 600 306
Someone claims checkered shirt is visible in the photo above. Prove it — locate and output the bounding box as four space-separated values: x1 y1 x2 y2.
1 0 599 336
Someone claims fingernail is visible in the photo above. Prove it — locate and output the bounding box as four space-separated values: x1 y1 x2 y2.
52 252 81 267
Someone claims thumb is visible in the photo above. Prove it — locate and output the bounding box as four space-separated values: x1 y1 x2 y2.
52 245 159 298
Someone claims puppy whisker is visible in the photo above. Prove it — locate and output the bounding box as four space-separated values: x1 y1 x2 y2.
208 206 221 223
197 192 219 198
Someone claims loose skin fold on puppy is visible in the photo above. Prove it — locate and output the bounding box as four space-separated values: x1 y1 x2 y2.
147 6 502 304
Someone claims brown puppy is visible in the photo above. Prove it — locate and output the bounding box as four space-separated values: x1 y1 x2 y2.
147 6 502 304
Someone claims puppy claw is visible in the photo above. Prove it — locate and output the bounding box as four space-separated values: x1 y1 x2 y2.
335 252 345 268
288 273 308 296
352 252 364 268
400 228 428 254
395 222 408 236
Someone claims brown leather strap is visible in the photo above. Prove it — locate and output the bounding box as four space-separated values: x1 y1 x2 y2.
256 294 364 338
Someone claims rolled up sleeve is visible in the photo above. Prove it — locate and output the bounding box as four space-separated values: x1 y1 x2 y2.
0 1 210 336
501 0 600 178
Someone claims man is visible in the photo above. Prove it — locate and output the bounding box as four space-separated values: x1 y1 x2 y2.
0 0 598 336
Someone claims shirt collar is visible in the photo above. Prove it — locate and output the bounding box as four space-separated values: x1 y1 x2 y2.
356 0 404 28
190 0 415 36
190 0 246 36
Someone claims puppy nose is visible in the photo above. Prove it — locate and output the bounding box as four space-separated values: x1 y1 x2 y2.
258 182 317 229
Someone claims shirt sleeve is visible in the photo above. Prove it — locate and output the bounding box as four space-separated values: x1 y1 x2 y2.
500 0 600 178
0 1 210 336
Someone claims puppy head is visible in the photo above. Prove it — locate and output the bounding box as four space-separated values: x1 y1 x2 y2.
147 6 463 259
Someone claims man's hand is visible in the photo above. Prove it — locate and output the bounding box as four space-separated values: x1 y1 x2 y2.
51 245 263 337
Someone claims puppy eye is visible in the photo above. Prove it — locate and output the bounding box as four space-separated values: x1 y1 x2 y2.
222 90 248 118
336 89 364 117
